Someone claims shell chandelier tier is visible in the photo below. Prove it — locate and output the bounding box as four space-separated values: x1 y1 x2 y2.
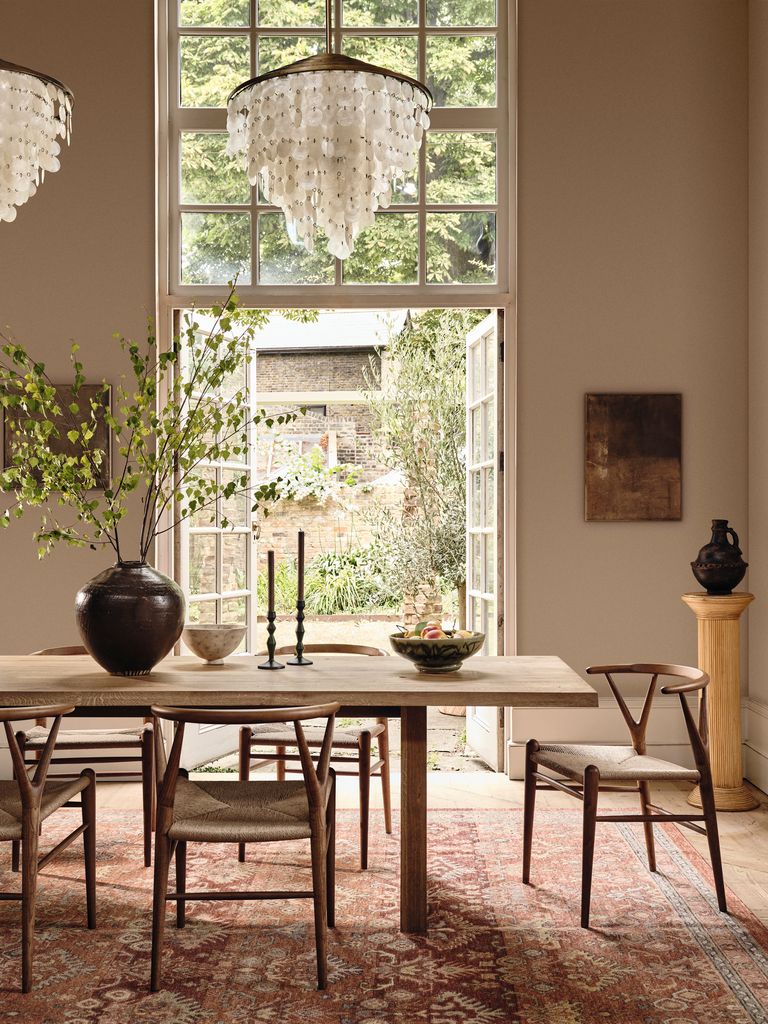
0 58 73 224
226 5 431 261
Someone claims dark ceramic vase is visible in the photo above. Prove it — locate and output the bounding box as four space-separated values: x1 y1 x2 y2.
75 561 186 675
691 519 748 596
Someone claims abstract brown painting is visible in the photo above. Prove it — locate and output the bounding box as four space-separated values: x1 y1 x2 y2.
585 393 681 521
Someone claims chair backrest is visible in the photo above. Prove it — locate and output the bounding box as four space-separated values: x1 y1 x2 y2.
270 643 387 657
586 662 710 769
0 705 76 807
150 703 341 828
30 646 88 656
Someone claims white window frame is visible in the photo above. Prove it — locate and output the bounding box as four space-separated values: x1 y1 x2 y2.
157 0 512 306
154 1 517 663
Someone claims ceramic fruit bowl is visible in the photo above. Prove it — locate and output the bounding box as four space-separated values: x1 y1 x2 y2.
389 629 485 673
183 623 246 664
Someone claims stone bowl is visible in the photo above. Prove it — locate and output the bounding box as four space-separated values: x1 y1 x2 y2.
389 631 485 673
182 623 246 665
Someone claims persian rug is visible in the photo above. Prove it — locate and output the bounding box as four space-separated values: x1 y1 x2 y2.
0 808 767 1024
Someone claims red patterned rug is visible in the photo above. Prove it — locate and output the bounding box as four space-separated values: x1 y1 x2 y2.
0 808 767 1023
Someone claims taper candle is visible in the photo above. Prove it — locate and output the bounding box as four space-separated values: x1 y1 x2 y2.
267 549 275 614
297 530 305 602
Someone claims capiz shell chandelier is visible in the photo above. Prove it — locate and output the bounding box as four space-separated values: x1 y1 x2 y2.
0 58 73 224
226 1 431 261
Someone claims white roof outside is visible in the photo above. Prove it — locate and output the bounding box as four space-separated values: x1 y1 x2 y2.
193 309 408 352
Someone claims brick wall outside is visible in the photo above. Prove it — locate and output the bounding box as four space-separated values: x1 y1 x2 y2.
255 349 380 393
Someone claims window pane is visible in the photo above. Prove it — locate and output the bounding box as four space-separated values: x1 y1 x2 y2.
222 533 248 592
426 0 495 26
180 0 249 26
258 35 324 74
426 36 496 107
189 466 217 527
343 0 418 27
222 595 247 627
181 212 251 285
343 213 417 284
484 399 494 461
471 341 483 402
181 132 250 205
189 533 217 594
187 599 217 623
394 168 418 204
485 328 496 393
342 35 418 79
258 213 335 284
221 469 249 526
258 0 325 26
426 132 496 204
471 406 481 462
426 212 495 283
180 35 250 108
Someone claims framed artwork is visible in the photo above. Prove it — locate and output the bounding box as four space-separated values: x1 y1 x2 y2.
2 384 112 490
585 393 682 522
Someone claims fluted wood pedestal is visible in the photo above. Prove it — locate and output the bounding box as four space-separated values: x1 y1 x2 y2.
682 592 757 811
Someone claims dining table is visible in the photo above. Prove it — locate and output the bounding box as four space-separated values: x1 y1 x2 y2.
0 652 598 933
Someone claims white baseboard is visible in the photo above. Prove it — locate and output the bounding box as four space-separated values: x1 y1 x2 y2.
745 699 768 794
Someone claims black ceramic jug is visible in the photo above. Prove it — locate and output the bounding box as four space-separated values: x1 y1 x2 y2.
691 519 747 595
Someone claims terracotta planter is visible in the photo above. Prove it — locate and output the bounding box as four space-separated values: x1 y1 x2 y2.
75 561 185 675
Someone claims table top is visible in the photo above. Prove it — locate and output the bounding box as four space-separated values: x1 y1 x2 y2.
0 654 597 710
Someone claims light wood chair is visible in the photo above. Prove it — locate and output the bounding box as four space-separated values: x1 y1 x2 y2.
150 702 339 992
0 705 96 992
240 643 392 869
12 645 154 869
523 663 727 928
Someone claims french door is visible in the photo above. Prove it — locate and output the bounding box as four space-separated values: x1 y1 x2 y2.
465 311 505 770
176 313 258 766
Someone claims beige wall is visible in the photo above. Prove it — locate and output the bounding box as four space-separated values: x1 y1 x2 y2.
0 2 155 653
746 0 768 785
516 0 749 704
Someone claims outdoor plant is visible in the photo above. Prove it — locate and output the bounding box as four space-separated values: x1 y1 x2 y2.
304 546 400 615
275 447 360 504
0 285 298 562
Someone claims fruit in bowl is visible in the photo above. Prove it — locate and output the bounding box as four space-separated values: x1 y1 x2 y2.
389 621 485 673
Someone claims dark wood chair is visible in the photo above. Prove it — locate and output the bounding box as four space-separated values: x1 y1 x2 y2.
523 663 727 927
0 704 96 992
150 702 339 992
12 645 154 869
240 643 392 869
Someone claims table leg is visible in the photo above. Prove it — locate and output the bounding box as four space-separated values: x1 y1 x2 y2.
400 705 427 933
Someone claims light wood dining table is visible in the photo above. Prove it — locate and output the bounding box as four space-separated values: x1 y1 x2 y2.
0 653 597 933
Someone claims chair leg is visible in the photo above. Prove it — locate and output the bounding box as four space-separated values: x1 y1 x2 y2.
21 815 40 993
581 765 600 929
81 769 97 929
326 777 336 930
238 727 251 863
358 732 371 870
176 841 187 928
12 733 25 874
150 833 172 992
638 780 656 872
522 739 539 884
310 829 329 990
699 773 728 913
276 744 286 782
141 729 154 868
377 719 393 835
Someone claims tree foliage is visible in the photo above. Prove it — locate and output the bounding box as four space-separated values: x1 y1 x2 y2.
178 0 498 285
363 307 485 601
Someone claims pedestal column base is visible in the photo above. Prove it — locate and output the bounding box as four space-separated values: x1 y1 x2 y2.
687 782 758 812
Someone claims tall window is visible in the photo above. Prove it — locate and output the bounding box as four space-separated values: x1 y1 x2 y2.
163 0 510 298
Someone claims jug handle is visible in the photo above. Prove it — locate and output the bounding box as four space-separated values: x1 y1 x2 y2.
727 526 740 549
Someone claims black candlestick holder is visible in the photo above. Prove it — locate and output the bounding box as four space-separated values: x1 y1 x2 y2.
288 600 313 665
258 609 284 670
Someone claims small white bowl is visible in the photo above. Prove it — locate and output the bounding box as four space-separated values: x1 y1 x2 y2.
182 623 246 664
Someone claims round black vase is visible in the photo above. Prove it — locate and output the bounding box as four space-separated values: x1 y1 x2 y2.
75 561 186 676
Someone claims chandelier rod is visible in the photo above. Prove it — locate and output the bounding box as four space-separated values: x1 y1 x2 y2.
0 57 73 105
325 0 333 55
